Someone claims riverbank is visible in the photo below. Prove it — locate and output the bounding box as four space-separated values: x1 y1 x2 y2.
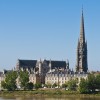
0 89 100 97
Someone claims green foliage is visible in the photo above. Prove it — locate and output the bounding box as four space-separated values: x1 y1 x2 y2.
34 83 42 89
46 83 52 88
79 78 89 94
1 81 6 89
95 74 100 90
52 83 57 88
19 71 29 90
62 83 68 88
67 79 77 91
87 74 96 92
1 71 18 91
79 74 100 93
26 82 34 90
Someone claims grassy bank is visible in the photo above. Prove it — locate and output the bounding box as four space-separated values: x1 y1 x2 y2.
0 89 100 97
0 89 77 96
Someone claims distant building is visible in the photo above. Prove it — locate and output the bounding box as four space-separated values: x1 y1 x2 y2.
16 59 69 85
76 9 88 73
45 70 87 86
0 71 5 90
45 9 88 86
0 10 89 89
0 70 13 90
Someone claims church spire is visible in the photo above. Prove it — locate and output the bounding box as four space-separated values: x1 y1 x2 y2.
80 8 85 43
76 9 88 73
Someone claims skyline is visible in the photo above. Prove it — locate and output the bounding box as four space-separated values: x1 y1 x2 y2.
0 0 100 71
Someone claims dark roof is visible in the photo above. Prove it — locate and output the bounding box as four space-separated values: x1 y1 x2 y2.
18 60 37 68
45 60 66 69
51 61 66 69
0 72 3 76
3 70 12 74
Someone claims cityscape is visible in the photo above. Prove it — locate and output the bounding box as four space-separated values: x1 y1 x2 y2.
0 0 100 97
0 8 99 91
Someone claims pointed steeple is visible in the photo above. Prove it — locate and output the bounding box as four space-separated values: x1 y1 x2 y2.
76 8 88 73
77 38 80 49
80 8 85 43
85 40 87 49
66 59 69 69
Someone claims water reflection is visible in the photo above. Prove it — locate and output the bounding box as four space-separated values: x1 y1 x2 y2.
0 96 100 100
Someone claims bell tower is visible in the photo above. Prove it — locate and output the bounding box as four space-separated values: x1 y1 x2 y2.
76 9 88 72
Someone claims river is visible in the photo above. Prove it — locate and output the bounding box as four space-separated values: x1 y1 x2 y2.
0 96 100 100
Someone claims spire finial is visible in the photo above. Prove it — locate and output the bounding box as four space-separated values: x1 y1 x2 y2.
82 5 83 15
82 5 83 10
80 6 85 43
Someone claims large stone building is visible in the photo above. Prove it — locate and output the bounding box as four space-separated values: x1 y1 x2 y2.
0 10 88 89
45 70 87 86
45 10 88 86
76 10 88 73
16 59 69 85
15 10 89 87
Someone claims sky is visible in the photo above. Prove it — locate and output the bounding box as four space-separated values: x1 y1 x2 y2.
0 0 100 71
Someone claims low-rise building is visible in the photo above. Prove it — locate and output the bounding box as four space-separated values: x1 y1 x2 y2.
45 70 87 86
0 72 5 90
15 59 69 85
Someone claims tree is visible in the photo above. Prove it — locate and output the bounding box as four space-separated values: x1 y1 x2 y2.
34 83 42 89
79 78 89 93
62 83 68 88
19 71 29 90
52 83 57 88
67 79 77 91
95 74 100 91
1 71 18 91
1 81 6 89
26 82 34 90
46 82 52 88
87 74 96 92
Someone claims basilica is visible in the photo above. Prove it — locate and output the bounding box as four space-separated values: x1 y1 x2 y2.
0 10 88 89
15 10 88 86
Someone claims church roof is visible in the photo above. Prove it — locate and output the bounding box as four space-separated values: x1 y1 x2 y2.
45 60 66 69
18 60 37 68
0 72 3 76
17 59 66 69
51 61 66 69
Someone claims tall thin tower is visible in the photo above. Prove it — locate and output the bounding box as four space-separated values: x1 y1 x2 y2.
76 9 88 72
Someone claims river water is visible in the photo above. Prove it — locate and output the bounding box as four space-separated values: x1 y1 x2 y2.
0 96 100 100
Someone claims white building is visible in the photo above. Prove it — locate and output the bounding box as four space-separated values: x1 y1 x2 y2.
45 69 87 86
0 72 5 90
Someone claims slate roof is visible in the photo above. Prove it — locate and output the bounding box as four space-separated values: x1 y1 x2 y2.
0 72 3 76
45 60 66 69
51 61 66 69
3 70 12 74
18 60 37 68
18 59 66 69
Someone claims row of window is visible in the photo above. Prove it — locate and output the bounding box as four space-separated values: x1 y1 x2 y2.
46 77 71 80
46 80 65 84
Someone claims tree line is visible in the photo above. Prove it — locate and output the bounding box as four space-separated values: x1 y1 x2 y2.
1 71 41 91
61 73 100 93
1 71 100 94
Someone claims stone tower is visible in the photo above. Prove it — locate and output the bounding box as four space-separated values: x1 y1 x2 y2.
76 10 88 73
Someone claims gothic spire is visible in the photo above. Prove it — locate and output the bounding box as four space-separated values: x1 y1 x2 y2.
80 8 85 43
76 8 88 73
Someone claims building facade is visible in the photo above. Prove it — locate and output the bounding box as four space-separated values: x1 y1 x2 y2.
45 10 88 86
45 71 87 86
16 59 69 85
